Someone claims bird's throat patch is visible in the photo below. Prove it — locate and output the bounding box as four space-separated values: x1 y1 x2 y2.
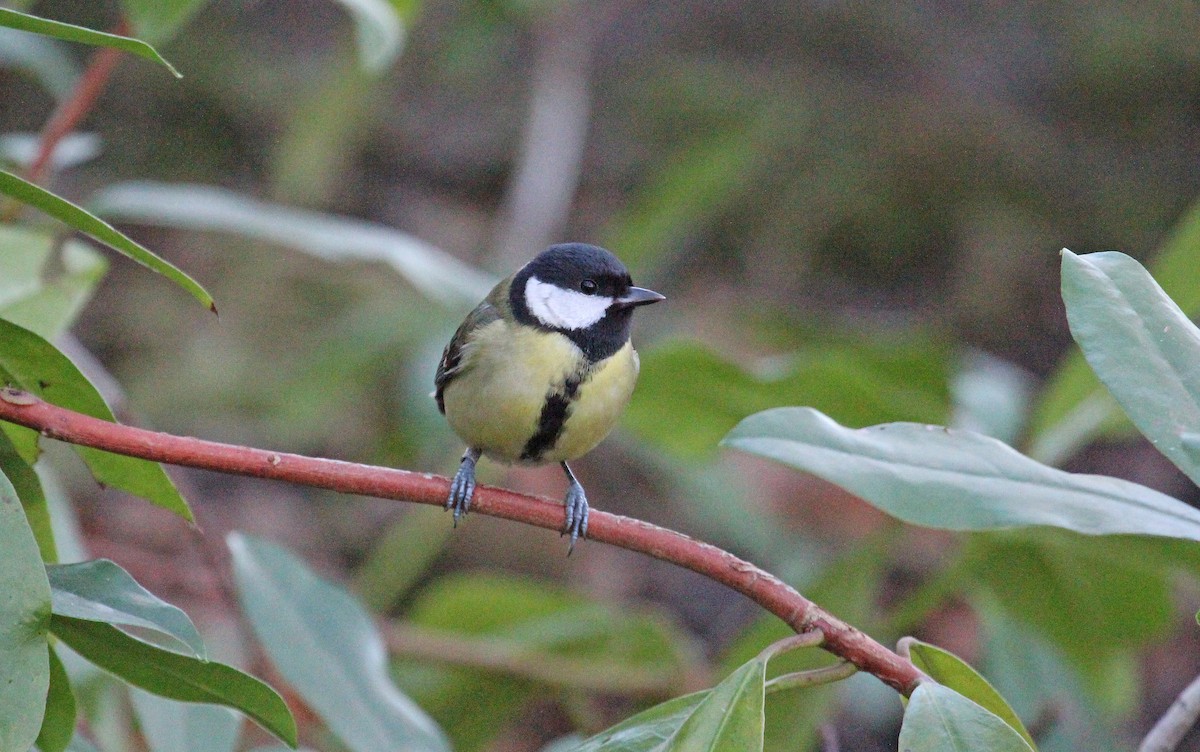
521 373 584 462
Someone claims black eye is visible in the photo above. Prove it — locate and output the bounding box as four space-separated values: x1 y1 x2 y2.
580 279 597 294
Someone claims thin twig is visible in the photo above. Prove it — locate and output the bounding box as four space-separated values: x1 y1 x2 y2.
26 18 130 186
1140 673 1200 752
819 723 841 752
0 389 923 695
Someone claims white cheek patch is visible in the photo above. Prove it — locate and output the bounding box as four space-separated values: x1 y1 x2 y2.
525 277 614 331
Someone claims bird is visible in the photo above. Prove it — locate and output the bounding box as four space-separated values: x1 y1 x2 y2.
434 243 665 551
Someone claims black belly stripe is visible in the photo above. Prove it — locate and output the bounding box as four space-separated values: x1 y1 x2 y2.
521 373 584 462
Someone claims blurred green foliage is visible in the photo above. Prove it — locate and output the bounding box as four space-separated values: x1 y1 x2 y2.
6 1 1200 750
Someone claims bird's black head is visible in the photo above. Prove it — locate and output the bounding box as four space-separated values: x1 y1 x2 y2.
510 243 664 361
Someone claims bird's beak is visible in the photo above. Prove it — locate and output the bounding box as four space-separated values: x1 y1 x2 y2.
616 286 666 308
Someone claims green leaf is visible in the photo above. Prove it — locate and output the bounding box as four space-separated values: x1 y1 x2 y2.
47 559 206 658
0 428 56 561
0 466 52 752
600 115 772 275
1061 249 1200 486
722 407 1200 540
0 317 193 520
906 640 1035 749
977 596 1126 749
269 60 379 207
0 8 180 76
38 645 77 752
660 658 764 751
0 225 59 305
228 533 449 752
1031 201 1200 462
92 181 492 307
120 0 208 45
0 227 108 340
354 507 452 613
0 25 82 99
628 339 949 459
49 615 297 746
38 464 88 565
720 537 887 750
963 530 1175 693
327 0 405 72
397 573 692 735
950 351 1033 446
130 688 242 752
573 656 766 751
899 683 1035 752
0 371 40 462
569 692 708 751
0 171 213 310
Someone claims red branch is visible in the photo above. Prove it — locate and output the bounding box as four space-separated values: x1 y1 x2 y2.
0 389 922 694
25 17 131 185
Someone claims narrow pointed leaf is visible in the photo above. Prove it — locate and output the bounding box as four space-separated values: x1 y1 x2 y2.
663 657 765 751
571 691 709 751
0 229 108 340
131 688 242 752
0 467 52 752
92 182 492 306
1031 200 1200 459
1061 250 1200 486
50 616 296 746
48 559 205 658
899 683 1035 752
574 656 766 751
120 0 208 45
721 407 1200 541
37 645 77 752
0 317 192 520
906 640 1035 749
229 533 449 752
0 428 56 561
0 8 179 76
0 171 212 310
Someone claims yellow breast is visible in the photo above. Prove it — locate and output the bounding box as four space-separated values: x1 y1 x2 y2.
440 320 639 464
548 342 638 462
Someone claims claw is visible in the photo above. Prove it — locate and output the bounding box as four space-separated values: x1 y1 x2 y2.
561 462 589 555
447 448 481 525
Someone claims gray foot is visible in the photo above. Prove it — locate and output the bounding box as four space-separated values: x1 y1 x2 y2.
447 448 481 525
561 463 589 554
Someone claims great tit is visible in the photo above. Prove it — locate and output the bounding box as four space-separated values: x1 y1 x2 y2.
434 243 665 550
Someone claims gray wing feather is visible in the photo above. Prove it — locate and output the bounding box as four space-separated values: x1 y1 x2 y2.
434 300 502 414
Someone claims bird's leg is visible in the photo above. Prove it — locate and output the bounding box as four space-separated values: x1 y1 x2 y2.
447 447 481 525
560 462 589 553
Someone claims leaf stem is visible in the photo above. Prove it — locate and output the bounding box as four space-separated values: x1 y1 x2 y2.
765 662 858 694
0 389 924 695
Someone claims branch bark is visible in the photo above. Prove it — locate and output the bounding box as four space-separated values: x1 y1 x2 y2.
0 387 923 694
